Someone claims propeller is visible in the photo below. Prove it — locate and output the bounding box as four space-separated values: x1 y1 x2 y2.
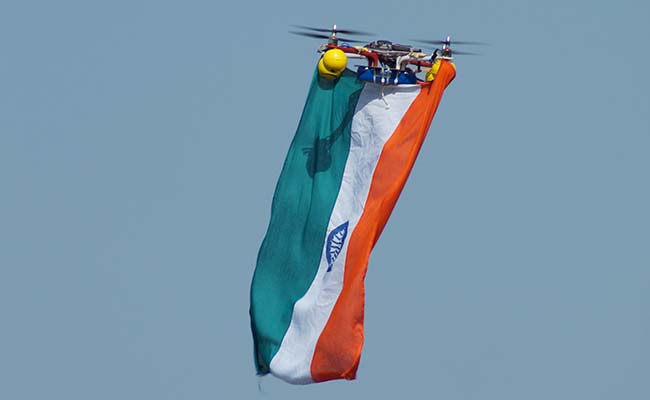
449 50 482 56
413 36 489 58
291 24 374 36
289 31 365 44
412 38 490 46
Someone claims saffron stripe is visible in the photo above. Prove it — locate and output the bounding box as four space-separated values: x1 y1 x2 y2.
311 61 457 382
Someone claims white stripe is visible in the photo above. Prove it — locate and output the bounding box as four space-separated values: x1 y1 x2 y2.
269 82 422 384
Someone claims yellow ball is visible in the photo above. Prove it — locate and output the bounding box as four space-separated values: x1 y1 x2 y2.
322 49 347 73
318 49 348 80
426 59 456 81
425 59 442 82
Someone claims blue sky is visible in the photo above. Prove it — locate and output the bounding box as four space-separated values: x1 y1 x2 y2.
1 0 648 398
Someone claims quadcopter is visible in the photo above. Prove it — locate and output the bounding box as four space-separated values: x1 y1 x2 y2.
290 24 486 84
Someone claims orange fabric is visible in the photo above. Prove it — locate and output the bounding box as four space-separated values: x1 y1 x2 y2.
310 62 456 382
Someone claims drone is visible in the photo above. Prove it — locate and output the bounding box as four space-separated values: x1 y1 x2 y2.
290 24 486 84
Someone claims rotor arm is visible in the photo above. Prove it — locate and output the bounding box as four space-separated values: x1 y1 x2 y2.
326 44 379 68
407 59 433 69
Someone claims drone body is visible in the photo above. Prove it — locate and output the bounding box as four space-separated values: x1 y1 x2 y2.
290 24 485 83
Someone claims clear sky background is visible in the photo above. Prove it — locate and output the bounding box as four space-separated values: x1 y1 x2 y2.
1 0 648 398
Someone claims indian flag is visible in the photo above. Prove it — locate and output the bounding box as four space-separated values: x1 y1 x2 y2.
250 61 456 384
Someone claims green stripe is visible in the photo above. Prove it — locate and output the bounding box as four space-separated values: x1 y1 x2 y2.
250 69 364 374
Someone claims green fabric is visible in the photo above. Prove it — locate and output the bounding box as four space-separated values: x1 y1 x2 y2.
250 69 364 374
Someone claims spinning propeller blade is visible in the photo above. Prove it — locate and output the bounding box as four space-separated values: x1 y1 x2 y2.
412 39 490 46
289 31 364 43
291 25 374 36
450 50 482 56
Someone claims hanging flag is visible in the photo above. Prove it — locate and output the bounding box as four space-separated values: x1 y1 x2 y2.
250 61 456 384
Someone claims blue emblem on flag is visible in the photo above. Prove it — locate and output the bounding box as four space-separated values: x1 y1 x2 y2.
326 221 349 272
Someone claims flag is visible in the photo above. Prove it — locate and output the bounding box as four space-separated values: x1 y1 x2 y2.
250 61 456 384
